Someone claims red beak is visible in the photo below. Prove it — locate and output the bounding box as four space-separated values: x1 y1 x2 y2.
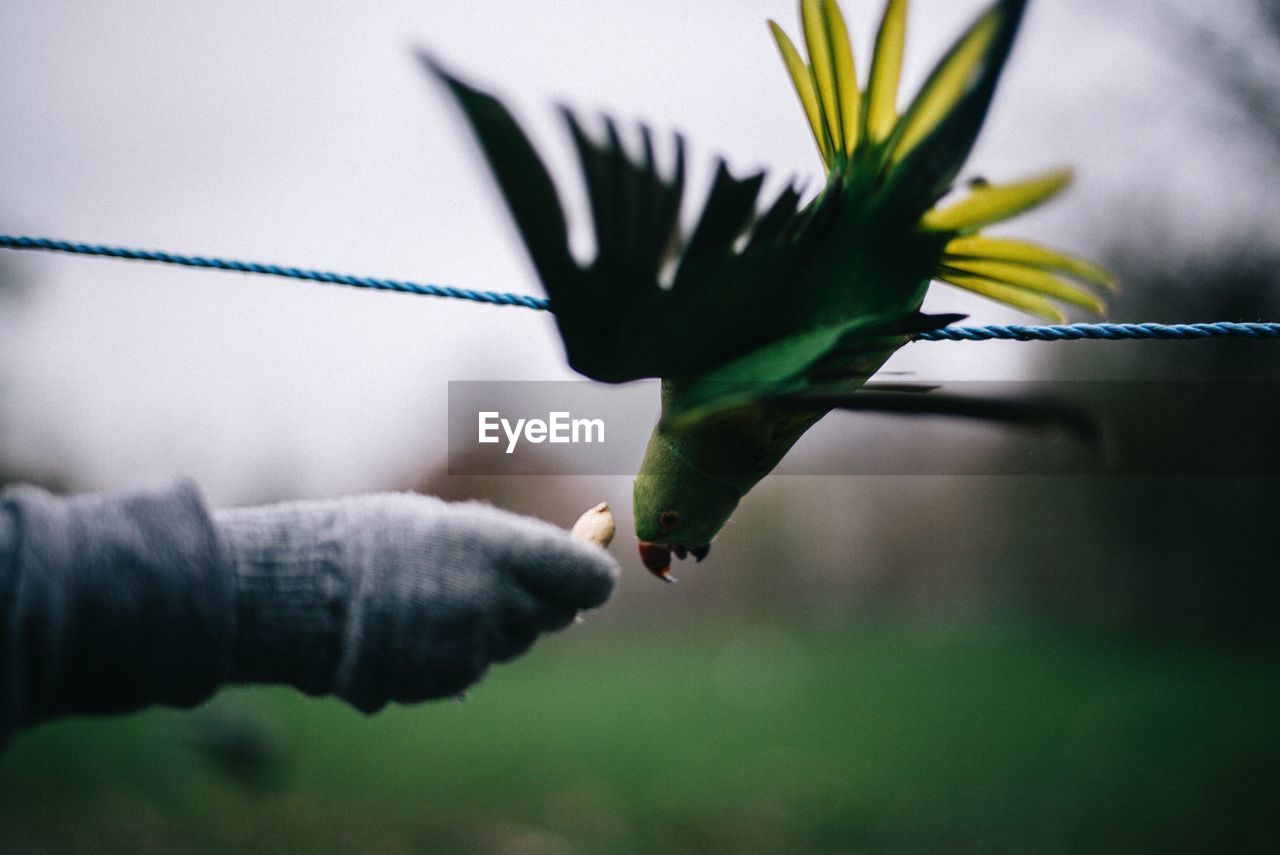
638 542 674 582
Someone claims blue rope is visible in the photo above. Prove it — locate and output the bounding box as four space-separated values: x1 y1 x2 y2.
915 322 1280 342
0 234 551 311
3 233 1279 342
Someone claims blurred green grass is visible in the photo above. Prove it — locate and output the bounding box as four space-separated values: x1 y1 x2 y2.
2 620 1276 854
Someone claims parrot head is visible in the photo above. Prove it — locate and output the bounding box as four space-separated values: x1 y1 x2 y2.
632 426 742 580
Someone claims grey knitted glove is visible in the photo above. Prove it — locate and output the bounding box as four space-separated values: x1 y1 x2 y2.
215 494 618 713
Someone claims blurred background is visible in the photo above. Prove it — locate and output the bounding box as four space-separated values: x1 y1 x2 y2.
1 0 1277 852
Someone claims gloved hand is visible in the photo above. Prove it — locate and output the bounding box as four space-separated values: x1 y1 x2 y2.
215 493 618 713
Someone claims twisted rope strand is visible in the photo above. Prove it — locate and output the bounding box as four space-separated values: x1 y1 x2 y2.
3 234 1279 341
0 234 552 311
914 322 1280 342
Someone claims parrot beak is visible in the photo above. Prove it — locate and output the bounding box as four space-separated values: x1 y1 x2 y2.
638 541 712 581
638 542 674 581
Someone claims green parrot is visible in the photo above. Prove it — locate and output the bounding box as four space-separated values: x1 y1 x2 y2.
425 0 1114 579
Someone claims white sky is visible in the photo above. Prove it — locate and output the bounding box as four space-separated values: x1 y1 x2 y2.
0 0 1275 503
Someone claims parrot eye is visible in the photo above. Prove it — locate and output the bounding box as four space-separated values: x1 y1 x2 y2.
659 510 681 531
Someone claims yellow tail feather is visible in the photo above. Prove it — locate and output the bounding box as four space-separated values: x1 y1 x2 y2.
865 0 908 143
770 1 1112 322
939 273 1069 323
802 0 844 155
922 169 1073 233
823 0 861 155
770 20 832 165
944 236 1118 291
887 9 1001 168
942 259 1107 314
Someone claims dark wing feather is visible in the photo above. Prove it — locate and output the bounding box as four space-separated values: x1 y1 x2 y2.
426 56 827 384
676 162 765 279
421 54 579 298
745 181 804 252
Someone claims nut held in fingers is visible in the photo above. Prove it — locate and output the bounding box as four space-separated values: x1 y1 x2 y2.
571 503 615 549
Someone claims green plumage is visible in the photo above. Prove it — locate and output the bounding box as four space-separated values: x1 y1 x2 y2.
426 0 1112 576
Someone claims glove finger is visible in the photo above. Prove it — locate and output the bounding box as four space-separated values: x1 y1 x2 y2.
504 583 579 632
436 500 619 611
507 532 618 612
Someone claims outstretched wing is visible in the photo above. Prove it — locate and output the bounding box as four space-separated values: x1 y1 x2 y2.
425 55 840 384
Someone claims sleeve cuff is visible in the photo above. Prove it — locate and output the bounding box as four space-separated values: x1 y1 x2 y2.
2 479 235 727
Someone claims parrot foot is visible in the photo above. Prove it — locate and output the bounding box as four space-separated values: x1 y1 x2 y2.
638 541 710 581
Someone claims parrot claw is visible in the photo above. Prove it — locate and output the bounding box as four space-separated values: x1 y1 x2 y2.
638 541 710 580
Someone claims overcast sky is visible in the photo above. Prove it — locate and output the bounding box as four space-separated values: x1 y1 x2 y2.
1 0 1276 503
